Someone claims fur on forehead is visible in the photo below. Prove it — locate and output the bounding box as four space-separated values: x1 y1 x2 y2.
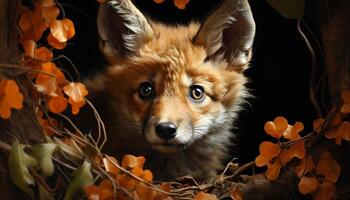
124 22 207 67
109 21 249 75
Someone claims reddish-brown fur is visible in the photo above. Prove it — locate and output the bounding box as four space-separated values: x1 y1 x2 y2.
80 0 255 181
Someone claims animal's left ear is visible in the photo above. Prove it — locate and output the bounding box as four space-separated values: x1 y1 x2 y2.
97 0 155 63
193 0 255 70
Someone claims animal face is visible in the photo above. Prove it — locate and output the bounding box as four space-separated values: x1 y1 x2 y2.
95 0 255 154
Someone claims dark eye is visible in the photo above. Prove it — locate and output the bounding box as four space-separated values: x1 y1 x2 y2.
138 82 155 100
189 85 205 101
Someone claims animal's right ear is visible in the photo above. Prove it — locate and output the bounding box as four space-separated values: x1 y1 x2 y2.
193 0 255 71
97 0 155 63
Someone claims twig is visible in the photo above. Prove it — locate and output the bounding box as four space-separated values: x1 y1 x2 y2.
60 3 96 22
282 131 314 148
52 157 78 171
30 168 57 192
0 63 56 78
223 161 256 181
296 20 323 118
0 140 12 151
172 183 213 193
218 158 238 177
52 55 80 81
57 113 85 137
55 0 66 18
86 99 107 150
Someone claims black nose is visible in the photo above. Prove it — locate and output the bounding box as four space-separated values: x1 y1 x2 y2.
155 122 177 140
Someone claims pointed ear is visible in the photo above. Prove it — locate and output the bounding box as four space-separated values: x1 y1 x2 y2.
193 0 255 70
97 0 155 62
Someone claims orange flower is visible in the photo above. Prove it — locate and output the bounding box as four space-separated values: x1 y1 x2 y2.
20 39 36 57
325 121 350 145
41 0 56 7
159 183 171 193
279 142 306 165
255 141 281 167
340 90 350 114
296 156 315 178
153 0 190 9
50 18 75 43
230 186 243 200
68 98 86 115
35 62 66 95
117 174 138 190
265 158 282 181
311 182 336 200
0 80 24 119
316 152 341 183
115 154 155 194
122 155 146 170
34 46 53 61
47 33 67 49
84 180 114 200
255 141 282 181
296 153 339 200
313 118 325 134
19 4 47 41
48 95 68 114
313 111 342 135
154 0 165 3
63 82 88 115
135 182 157 200
298 176 318 195
264 116 304 141
194 191 217 200
264 116 289 138
330 112 342 126
63 82 88 102
173 0 190 9
282 122 304 141
42 5 60 24
131 167 153 182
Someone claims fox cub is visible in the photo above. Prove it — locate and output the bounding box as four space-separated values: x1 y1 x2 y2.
82 0 255 181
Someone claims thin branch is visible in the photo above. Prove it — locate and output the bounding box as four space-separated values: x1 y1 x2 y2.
223 161 256 181
0 140 12 152
52 55 80 82
86 99 107 150
296 20 323 118
30 168 57 192
52 157 78 171
0 63 56 78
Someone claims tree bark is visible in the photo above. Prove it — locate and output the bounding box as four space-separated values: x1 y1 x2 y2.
306 0 350 104
0 0 45 198
307 1 350 197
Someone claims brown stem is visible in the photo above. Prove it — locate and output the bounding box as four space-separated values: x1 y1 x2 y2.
296 20 323 118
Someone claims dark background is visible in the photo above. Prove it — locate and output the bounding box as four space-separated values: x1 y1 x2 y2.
58 0 317 164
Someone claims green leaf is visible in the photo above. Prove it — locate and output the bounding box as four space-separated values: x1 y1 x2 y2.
9 142 38 199
30 143 57 177
64 161 94 200
266 0 305 19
